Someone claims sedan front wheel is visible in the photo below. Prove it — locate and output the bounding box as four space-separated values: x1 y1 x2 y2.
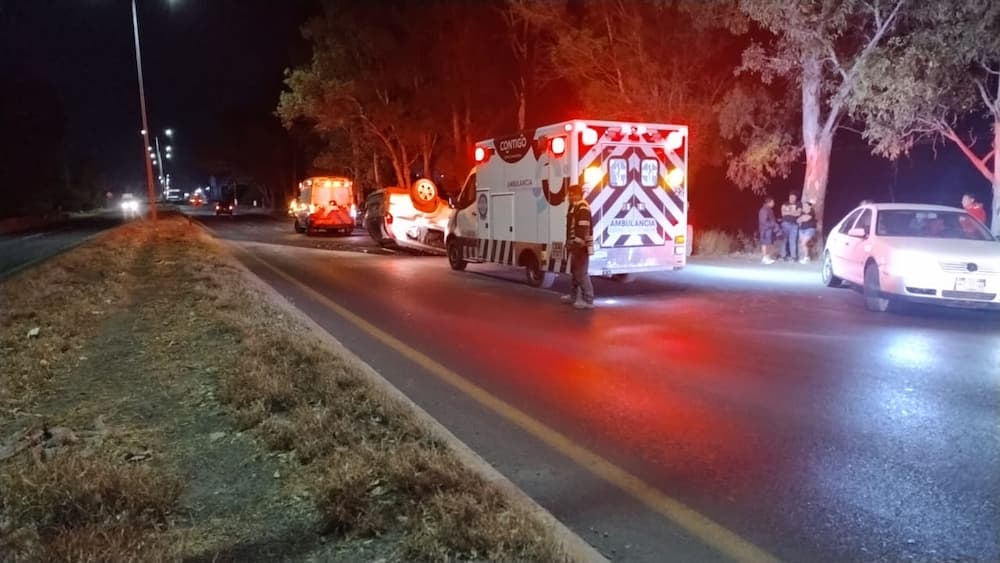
864 262 894 312
822 251 843 288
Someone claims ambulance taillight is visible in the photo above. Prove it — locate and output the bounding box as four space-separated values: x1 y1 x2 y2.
664 131 685 151
551 136 567 156
583 166 603 186
667 167 685 188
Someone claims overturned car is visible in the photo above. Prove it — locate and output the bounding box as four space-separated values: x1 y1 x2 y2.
363 179 452 254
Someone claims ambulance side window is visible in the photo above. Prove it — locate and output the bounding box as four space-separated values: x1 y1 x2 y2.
609 158 628 187
456 173 477 209
640 159 658 187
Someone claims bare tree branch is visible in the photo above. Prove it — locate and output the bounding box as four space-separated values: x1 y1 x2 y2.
942 124 996 182
974 78 997 115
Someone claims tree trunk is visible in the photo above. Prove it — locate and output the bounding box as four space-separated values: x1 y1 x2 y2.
993 118 999 235
372 151 381 188
421 134 433 180
452 106 462 165
516 80 527 130
800 51 834 234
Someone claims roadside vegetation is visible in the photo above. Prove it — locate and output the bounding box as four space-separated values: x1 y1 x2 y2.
0 215 564 562
693 229 759 257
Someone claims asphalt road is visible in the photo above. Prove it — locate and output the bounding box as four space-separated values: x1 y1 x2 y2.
199 212 999 563
0 212 123 279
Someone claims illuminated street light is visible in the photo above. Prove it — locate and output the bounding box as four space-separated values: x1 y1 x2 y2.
165 128 173 137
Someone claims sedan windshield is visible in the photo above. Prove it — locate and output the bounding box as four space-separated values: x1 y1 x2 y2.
876 210 995 241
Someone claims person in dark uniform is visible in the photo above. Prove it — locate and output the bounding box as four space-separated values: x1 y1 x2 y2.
560 184 595 309
759 196 777 264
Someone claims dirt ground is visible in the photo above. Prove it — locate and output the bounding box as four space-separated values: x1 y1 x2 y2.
0 216 562 562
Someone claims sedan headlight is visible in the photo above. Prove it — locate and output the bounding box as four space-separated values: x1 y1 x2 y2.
887 250 933 277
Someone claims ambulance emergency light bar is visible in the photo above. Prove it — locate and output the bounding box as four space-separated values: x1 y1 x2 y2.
473 121 687 163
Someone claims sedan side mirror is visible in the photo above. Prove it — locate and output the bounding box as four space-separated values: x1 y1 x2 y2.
848 227 868 238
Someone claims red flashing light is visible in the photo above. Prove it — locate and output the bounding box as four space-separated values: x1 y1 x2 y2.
551 136 567 156
474 146 487 162
564 123 574 132
581 128 598 146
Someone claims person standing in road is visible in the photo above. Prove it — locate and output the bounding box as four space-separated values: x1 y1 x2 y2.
797 201 818 263
759 196 778 265
962 193 987 224
780 193 802 261
561 184 595 309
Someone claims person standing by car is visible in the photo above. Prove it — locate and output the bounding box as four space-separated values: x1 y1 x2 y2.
780 193 802 261
759 196 778 264
962 193 987 224
797 200 818 263
560 184 595 309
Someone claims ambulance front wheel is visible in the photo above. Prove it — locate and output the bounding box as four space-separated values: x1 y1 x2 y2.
447 239 467 271
522 252 544 288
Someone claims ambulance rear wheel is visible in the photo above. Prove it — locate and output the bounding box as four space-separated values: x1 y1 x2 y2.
447 239 467 271
523 252 544 288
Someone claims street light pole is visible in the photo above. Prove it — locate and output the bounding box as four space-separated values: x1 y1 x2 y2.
131 0 158 220
154 135 167 192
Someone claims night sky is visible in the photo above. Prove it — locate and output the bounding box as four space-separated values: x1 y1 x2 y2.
0 0 992 229
0 0 314 193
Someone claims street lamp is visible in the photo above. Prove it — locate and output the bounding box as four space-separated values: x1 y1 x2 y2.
131 0 157 220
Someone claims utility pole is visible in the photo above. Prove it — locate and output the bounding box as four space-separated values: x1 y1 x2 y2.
131 0 158 220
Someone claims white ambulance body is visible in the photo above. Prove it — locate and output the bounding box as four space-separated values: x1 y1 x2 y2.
446 120 689 286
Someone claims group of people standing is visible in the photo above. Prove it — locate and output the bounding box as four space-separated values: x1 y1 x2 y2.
758 193 817 265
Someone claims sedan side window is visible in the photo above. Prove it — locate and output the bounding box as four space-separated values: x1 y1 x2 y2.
838 209 864 235
854 209 872 235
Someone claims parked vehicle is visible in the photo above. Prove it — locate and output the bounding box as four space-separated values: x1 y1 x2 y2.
822 203 1000 311
292 176 357 235
446 120 689 286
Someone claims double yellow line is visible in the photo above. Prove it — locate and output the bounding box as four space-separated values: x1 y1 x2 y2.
249 251 780 563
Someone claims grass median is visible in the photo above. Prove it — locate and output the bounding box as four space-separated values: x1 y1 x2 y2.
0 215 565 562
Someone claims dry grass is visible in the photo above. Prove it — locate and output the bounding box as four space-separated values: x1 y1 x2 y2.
0 225 142 410
1 216 566 561
693 229 760 256
0 453 181 562
196 228 564 560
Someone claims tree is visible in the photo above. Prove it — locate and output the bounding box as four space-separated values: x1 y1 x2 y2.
734 0 908 231
513 0 743 178
848 0 1000 233
278 1 442 190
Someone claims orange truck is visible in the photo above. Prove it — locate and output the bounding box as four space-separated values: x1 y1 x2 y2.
291 176 357 235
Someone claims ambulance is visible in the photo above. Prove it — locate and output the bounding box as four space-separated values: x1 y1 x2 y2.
446 120 689 286
292 176 357 235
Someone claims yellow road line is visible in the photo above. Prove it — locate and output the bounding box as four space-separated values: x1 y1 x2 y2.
249 250 781 563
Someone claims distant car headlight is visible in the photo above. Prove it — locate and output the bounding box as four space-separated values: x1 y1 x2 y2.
349 204 357 219
888 251 933 278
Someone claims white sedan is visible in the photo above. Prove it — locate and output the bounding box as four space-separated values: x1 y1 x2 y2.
822 203 1000 311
